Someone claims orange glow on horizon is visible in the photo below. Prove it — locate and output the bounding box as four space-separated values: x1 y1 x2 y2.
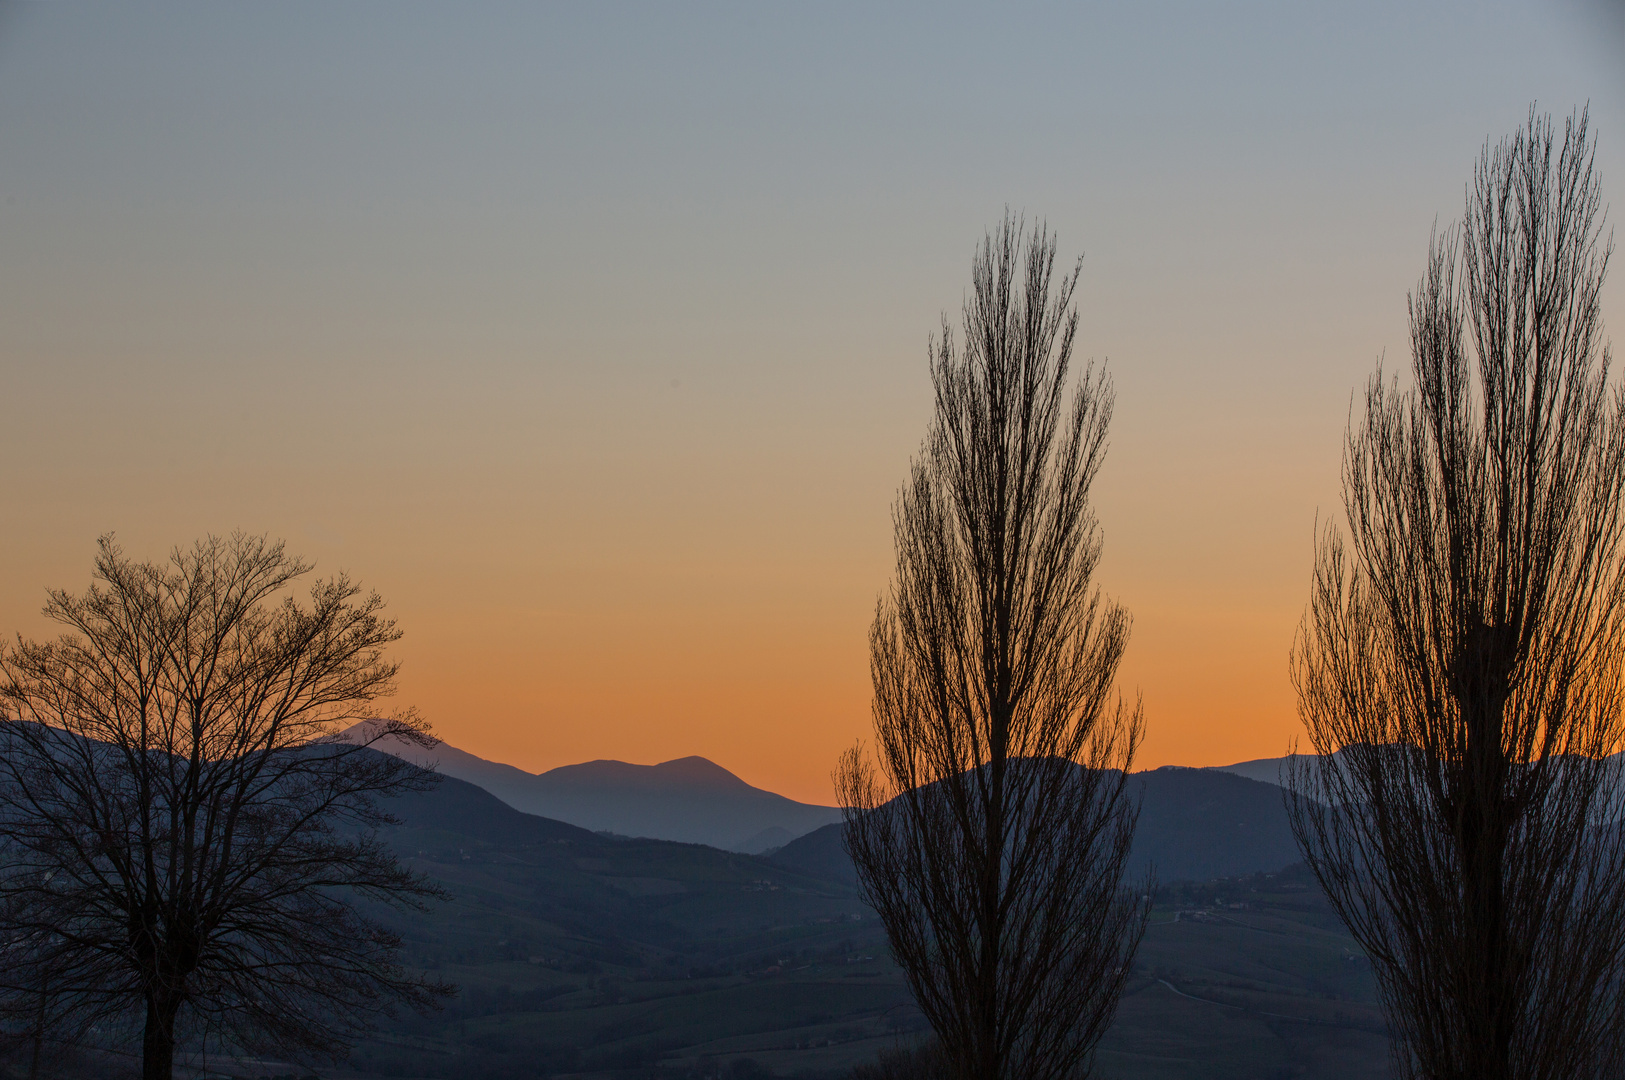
1 4 1617 809
383 532 1316 805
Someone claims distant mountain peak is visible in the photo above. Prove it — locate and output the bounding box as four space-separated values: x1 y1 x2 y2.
658 755 725 767
652 755 752 784
538 755 754 792
364 735 840 851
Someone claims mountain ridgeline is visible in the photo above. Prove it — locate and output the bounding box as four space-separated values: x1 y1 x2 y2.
358 726 843 852
360 727 1307 884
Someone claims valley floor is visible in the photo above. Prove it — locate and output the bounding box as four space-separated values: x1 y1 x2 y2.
332 863 1387 1080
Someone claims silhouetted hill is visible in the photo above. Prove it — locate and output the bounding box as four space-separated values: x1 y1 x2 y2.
385 765 599 845
1130 766 1301 881
1211 753 1352 790
546 754 752 792
771 766 1303 886
1210 755 1299 786
350 723 843 851
769 822 854 883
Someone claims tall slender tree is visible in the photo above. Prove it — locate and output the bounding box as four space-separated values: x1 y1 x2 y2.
1286 108 1625 1080
838 217 1146 1080
0 534 453 1080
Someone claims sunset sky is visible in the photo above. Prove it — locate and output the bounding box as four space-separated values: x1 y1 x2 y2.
2 3 1622 803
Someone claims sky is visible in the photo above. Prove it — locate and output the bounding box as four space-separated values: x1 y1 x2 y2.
1 2 1623 803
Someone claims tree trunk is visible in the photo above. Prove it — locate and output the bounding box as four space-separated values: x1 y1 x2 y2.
141 991 179 1080
27 980 46 1080
978 744 1007 1080
1456 623 1514 1080
1459 791 1511 1080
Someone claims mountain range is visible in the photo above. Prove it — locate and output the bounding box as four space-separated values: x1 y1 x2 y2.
355 725 1311 883
354 725 842 852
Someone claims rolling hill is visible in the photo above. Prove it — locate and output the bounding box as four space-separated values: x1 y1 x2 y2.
1210 754 1338 789
770 766 1303 886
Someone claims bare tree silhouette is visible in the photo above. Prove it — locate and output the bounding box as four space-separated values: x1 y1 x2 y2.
837 217 1146 1080
0 534 454 1080
1286 108 1625 1080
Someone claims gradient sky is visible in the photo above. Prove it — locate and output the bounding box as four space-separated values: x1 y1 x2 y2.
2 2 1623 803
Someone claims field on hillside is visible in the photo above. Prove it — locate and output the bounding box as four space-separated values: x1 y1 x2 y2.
341 859 1388 1080
1098 868 1388 1080
327 778 1389 1080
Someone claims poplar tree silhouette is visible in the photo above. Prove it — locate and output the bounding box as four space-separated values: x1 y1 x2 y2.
838 217 1146 1080
1287 109 1625 1080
